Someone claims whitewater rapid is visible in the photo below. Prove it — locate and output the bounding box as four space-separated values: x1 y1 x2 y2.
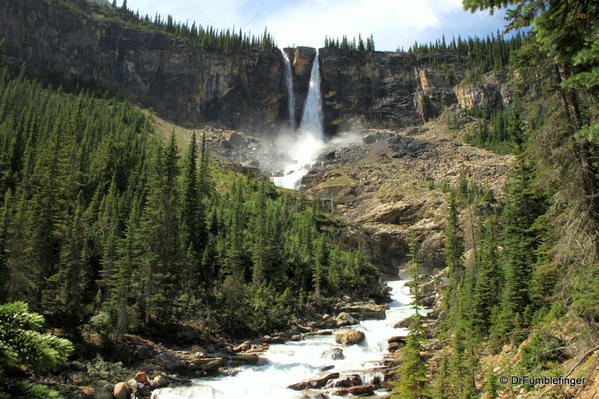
154 279 416 399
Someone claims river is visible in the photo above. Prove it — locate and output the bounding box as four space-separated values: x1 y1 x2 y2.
153 279 415 398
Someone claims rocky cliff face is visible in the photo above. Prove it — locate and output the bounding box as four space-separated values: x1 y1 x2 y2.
317 48 466 135
0 0 289 131
0 0 509 133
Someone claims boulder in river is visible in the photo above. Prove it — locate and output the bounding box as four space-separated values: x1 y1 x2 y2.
321 347 345 360
333 384 375 396
335 329 366 345
335 312 358 327
337 303 388 320
288 372 340 390
333 374 363 387
301 391 330 399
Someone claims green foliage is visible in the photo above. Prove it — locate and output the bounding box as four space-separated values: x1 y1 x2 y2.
0 66 381 343
324 34 375 52
404 32 525 77
0 302 73 399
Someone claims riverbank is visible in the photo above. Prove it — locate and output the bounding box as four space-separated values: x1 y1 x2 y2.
150 278 438 399
42 281 400 399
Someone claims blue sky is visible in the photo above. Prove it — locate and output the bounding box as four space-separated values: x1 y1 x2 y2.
126 0 508 51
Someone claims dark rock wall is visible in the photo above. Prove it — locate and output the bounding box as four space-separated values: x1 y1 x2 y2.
0 0 289 131
318 48 466 135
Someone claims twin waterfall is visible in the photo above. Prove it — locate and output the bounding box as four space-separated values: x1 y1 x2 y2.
273 52 327 189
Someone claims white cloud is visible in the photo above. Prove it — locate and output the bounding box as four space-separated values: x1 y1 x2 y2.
127 0 506 51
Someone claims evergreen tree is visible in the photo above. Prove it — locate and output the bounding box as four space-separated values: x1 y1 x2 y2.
393 236 429 399
0 302 73 399
252 181 269 285
444 191 464 285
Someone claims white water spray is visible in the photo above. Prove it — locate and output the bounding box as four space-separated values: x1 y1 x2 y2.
281 51 296 130
154 280 420 399
273 53 327 189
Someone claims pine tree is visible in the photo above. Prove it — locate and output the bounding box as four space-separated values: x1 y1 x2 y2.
111 198 141 337
495 150 544 338
393 235 430 398
0 302 73 399
54 193 89 331
252 181 269 285
471 218 501 334
0 189 11 302
138 134 180 324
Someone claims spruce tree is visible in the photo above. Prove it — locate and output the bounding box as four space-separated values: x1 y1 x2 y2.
252 181 269 285
0 302 73 399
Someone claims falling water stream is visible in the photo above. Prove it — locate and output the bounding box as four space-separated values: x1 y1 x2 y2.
273 52 328 190
282 51 296 130
153 280 416 398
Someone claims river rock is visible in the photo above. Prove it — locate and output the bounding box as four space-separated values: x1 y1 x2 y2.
188 357 225 372
333 374 362 387
388 335 408 344
228 354 261 367
321 347 344 360
126 379 138 396
233 341 252 352
333 385 375 396
133 371 148 383
156 352 182 370
93 385 114 399
335 329 365 345
337 303 388 320
394 317 412 329
113 382 129 399
388 341 406 353
150 374 170 388
335 312 358 327
288 372 340 390
301 391 330 399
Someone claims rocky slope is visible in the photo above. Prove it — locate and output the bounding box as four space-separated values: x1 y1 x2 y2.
301 121 512 275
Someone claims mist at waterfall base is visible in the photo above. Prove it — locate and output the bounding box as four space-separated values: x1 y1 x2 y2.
153 280 419 399
267 52 364 190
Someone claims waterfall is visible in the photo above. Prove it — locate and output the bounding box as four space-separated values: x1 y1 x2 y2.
299 53 324 139
272 52 327 190
281 51 296 130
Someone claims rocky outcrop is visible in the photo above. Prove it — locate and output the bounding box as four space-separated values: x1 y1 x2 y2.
303 123 512 274
454 71 512 110
0 0 288 131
